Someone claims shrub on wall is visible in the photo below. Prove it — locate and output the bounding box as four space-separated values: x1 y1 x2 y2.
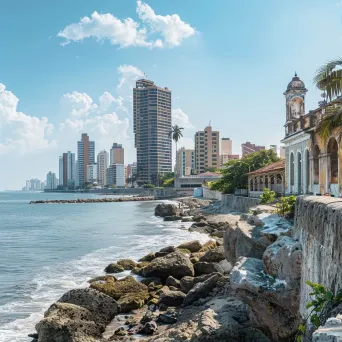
260 188 276 203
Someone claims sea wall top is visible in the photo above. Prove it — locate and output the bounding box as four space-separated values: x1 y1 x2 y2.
294 195 342 316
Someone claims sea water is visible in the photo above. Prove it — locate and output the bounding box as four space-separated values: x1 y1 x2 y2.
0 192 209 342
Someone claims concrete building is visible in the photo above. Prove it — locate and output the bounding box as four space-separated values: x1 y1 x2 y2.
60 151 76 188
241 142 265 156
126 162 137 178
133 79 172 183
87 164 97 183
174 171 222 189
176 148 195 176
280 146 285 159
194 126 220 174
46 172 58 190
220 154 240 166
97 150 109 186
270 145 278 155
106 164 125 187
77 133 95 186
221 138 232 155
110 143 124 165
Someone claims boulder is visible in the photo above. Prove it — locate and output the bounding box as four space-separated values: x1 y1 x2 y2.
199 246 225 263
224 226 268 265
88 275 117 284
140 277 162 287
181 217 193 222
140 310 154 324
117 259 137 270
262 236 302 287
155 246 177 258
142 251 194 280
247 215 265 227
159 290 186 307
158 311 178 324
141 321 158 335
231 257 300 341
199 240 217 252
312 315 342 342
139 252 156 262
165 276 180 288
216 260 232 274
104 263 125 274
118 293 146 313
180 276 195 294
177 240 202 253
194 262 219 276
57 288 119 324
155 203 179 217
183 273 225 306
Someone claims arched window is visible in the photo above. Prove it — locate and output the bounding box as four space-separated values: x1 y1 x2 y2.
297 152 302 193
305 149 310 193
290 153 295 187
250 179 253 191
327 138 338 184
313 145 320 184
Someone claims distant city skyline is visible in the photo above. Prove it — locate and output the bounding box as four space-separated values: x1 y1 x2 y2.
1 0 342 189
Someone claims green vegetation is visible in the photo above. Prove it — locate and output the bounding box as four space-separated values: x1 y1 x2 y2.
296 281 342 341
210 149 279 194
142 184 155 188
275 195 296 217
169 125 184 153
163 177 174 187
260 188 275 204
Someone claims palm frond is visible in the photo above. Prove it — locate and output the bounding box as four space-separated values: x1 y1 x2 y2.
317 107 342 140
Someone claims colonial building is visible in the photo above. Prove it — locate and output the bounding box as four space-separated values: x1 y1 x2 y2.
281 73 341 197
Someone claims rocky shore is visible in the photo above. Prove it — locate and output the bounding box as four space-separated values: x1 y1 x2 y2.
29 196 156 204
30 197 302 342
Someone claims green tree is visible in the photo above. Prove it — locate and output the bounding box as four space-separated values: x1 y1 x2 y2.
169 125 184 175
211 149 280 194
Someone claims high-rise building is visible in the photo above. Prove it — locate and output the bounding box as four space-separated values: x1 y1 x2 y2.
221 138 232 155
110 143 124 165
46 172 58 190
59 151 76 188
126 162 137 178
176 148 195 176
106 164 125 187
87 164 97 183
59 156 63 186
77 133 95 186
133 79 172 184
241 142 265 156
97 150 109 186
195 126 220 174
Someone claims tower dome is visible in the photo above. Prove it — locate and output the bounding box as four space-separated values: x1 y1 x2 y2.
287 73 306 91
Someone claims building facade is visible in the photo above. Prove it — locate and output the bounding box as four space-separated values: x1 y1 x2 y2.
77 133 95 186
106 164 125 187
241 142 265 156
97 150 109 186
221 138 232 155
86 164 97 183
220 154 240 166
110 143 124 165
176 148 195 176
133 79 172 183
46 172 58 190
194 126 220 174
126 162 137 178
61 151 76 188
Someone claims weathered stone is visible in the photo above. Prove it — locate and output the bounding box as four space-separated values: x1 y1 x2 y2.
181 217 193 222
139 252 156 262
199 246 225 263
117 293 146 313
57 288 119 324
165 276 180 288
224 226 268 264
88 275 117 284
179 276 195 294
140 321 158 335
104 263 125 273
117 259 137 270
155 203 179 217
164 216 182 221
142 251 194 280
262 236 302 286
216 259 232 274
247 215 265 227
159 290 186 307
140 310 154 324
183 274 225 306
177 240 202 253
194 262 219 276
140 277 162 287
199 240 217 252
312 314 342 342
158 310 178 324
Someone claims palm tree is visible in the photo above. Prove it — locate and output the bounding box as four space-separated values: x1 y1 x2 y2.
169 125 184 176
314 59 342 139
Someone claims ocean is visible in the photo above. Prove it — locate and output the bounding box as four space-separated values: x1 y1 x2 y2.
0 192 208 342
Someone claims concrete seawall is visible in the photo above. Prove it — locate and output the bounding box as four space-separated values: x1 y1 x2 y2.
294 195 342 316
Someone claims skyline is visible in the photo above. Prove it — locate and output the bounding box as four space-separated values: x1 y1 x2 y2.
1 0 342 189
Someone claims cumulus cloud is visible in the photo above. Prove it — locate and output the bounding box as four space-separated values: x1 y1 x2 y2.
60 91 98 117
136 1 196 47
172 108 194 128
57 1 196 48
117 65 144 90
0 83 55 154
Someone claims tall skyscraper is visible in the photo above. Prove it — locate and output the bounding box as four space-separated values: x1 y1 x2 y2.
77 133 95 186
97 150 109 186
59 156 63 186
195 126 220 174
176 148 195 176
46 172 58 190
133 79 172 184
221 138 232 155
110 143 124 165
59 151 76 188
241 142 265 156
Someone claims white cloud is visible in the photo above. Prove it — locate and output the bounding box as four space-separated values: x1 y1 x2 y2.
57 1 196 49
0 83 55 154
172 108 194 128
60 91 97 117
117 65 144 89
136 1 196 47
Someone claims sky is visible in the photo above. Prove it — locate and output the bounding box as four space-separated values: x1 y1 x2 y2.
1 0 342 190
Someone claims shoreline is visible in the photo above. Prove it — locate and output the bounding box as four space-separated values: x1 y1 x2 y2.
29 196 156 204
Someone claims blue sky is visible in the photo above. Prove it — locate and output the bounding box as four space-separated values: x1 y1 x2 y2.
1 0 342 189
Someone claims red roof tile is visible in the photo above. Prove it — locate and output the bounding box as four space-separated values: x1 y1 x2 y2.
248 159 285 176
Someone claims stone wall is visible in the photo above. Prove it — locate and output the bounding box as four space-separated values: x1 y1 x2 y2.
294 195 342 316
202 187 223 200
223 195 260 213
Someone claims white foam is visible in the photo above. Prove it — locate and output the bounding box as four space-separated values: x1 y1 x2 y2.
0 220 210 342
